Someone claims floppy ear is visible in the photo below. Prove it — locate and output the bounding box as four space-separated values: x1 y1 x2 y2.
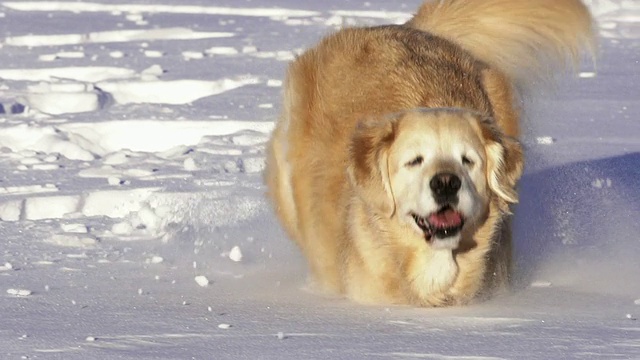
486 135 524 209
347 116 397 218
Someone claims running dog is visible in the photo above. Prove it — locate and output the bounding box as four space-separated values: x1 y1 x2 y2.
265 0 595 306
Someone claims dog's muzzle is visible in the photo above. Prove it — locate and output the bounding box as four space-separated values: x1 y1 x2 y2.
412 205 465 241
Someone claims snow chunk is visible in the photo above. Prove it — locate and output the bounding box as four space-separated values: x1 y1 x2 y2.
223 160 241 173
229 246 243 262
182 51 205 60
130 204 163 233
32 164 60 171
24 195 81 220
59 120 273 154
194 275 210 287
144 50 164 58
125 13 144 22
0 124 95 161
109 51 125 58
43 154 59 162
591 178 612 189
141 64 164 77
579 72 596 78
241 158 266 173
46 234 97 247
536 136 555 145
147 256 164 264
56 51 85 59
530 281 552 288
107 177 122 186
103 152 130 165
183 157 199 171
7 288 32 297
112 221 134 235
81 188 159 218
97 77 259 105
242 46 258 54
38 54 58 62
0 66 136 83
0 200 22 221
205 47 238 55
27 90 104 115
4 27 234 47
60 223 89 233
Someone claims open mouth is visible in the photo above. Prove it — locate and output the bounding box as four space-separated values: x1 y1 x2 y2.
411 205 464 242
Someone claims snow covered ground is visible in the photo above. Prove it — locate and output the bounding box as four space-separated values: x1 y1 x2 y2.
0 0 638 359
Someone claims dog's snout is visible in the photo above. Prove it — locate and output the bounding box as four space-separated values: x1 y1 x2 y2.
430 172 461 198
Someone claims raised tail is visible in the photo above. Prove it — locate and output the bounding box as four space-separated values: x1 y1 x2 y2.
407 0 596 87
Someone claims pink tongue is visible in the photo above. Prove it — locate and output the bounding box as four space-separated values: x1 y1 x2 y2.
428 209 462 228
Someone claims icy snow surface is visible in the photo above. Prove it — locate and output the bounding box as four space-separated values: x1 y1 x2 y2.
0 0 639 359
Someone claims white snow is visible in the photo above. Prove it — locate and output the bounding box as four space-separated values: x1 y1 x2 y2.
579 71 597 78
7 288 33 297
530 281 553 288
147 256 164 264
0 66 136 82
60 223 89 233
143 50 164 58
183 157 199 171
182 51 205 60
27 90 103 115
228 246 243 262
205 47 239 56
535 136 555 145
2 2 320 18
97 77 260 105
194 275 210 287
4 28 234 47
0 0 639 359
266 79 283 87
46 234 97 247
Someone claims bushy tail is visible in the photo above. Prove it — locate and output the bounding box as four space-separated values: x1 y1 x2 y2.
407 0 596 87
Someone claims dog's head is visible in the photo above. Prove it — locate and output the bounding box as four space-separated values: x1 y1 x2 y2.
348 109 523 250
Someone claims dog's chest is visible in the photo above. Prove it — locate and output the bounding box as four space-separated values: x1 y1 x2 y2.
410 250 458 296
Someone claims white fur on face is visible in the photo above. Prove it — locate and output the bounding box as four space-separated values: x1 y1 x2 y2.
387 112 489 249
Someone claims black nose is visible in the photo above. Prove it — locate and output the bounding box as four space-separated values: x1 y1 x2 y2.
430 173 461 199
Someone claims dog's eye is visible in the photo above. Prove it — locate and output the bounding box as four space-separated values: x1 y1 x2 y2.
405 155 424 167
462 155 474 167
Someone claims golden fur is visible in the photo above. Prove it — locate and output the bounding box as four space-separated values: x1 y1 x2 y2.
265 0 595 306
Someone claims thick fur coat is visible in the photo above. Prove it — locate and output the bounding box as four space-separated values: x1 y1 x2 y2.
265 0 595 306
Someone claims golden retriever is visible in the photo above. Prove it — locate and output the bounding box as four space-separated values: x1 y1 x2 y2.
265 0 595 306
